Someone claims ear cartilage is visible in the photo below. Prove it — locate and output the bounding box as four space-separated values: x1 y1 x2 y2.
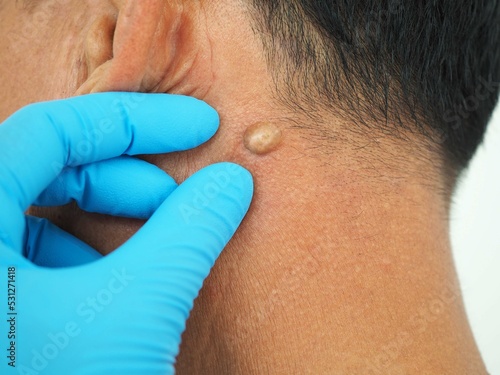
244 122 283 155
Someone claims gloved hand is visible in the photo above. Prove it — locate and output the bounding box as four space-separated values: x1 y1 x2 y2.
0 93 253 375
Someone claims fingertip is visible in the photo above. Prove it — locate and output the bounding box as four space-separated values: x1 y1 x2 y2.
218 162 254 210
117 162 254 257
187 162 254 225
123 94 220 153
34 157 179 220
187 97 220 144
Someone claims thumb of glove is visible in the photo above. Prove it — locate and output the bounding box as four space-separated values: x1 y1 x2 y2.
92 162 254 372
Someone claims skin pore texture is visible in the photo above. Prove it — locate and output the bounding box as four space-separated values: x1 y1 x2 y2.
0 0 488 374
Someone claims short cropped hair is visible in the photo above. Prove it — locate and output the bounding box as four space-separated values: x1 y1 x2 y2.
248 0 500 173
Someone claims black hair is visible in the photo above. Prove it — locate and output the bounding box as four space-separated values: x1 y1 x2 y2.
248 0 500 173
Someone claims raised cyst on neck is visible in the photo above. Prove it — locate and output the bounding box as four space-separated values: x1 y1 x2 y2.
243 122 282 155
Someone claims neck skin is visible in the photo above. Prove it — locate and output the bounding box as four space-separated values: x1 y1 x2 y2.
101 10 487 374
3 1 485 373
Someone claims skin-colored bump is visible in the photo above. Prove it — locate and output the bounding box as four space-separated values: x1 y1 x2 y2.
243 122 283 155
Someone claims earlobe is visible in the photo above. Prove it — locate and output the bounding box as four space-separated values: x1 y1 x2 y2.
77 0 211 97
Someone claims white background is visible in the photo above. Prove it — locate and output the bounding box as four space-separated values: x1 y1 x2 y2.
451 102 500 374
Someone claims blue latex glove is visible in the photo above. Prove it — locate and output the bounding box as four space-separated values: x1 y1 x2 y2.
0 93 253 374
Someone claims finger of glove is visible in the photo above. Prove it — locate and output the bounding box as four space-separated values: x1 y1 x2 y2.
34 156 178 220
108 163 253 360
24 216 102 267
0 92 218 251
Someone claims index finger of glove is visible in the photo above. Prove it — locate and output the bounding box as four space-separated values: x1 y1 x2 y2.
0 92 218 250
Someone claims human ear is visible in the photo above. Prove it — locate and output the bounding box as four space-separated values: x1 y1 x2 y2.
77 0 211 96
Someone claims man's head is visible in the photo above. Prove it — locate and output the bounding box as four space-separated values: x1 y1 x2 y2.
0 0 498 250
247 1 500 176
247 1 500 174
0 2 496 373
2 1 499 179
